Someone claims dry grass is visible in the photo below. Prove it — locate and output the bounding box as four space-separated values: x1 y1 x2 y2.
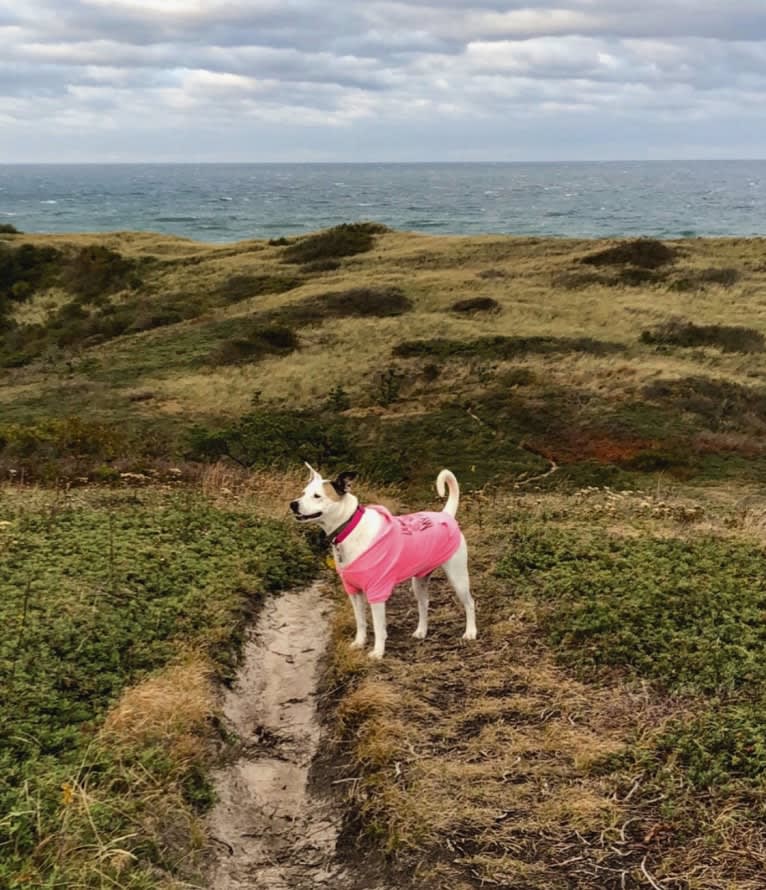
322 480 766 889
101 657 215 752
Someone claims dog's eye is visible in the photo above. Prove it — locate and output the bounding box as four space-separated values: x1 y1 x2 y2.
314 493 321 498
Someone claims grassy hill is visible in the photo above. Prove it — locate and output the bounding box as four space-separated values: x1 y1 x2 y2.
4 224 766 493
3 225 766 888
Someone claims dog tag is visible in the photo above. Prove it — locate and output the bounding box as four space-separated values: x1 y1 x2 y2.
325 555 336 570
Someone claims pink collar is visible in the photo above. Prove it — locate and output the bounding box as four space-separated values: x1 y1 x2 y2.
329 506 365 545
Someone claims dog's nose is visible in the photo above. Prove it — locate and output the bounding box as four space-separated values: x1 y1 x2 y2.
289 500 299 514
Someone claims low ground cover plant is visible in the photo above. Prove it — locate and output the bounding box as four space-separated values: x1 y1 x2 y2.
0 490 315 888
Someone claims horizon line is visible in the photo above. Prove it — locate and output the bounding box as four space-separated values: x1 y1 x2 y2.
1 157 766 166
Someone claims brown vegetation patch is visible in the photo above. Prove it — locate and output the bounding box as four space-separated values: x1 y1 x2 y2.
641 319 765 353
394 335 623 360
450 296 501 314
530 431 659 465
216 273 303 303
670 267 740 291
102 659 214 750
269 286 412 327
206 323 299 365
551 270 606 290
642 375 766 430
581 238 677 269
281 222 387 265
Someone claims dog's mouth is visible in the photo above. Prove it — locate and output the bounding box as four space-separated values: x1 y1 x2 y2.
293 511 322 521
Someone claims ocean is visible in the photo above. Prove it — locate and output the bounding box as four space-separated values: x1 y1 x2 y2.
0 160 764 243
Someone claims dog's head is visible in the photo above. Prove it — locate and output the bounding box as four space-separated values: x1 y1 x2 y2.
289 463 357 525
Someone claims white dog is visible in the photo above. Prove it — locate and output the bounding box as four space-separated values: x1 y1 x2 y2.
290 464 476 659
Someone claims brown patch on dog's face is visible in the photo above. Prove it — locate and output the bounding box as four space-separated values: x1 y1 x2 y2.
323 482 342 502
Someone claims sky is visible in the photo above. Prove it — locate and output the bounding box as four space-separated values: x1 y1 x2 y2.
1 0 765 163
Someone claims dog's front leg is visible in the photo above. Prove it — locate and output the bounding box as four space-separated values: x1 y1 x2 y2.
349 593 367 649
369 602 387 660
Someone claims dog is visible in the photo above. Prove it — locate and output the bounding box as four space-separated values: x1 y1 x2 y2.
290 463 476 659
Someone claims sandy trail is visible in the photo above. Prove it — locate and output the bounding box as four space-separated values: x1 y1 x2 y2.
207 582 385 890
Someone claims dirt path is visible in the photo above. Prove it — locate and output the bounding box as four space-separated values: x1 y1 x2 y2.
207 582 384 890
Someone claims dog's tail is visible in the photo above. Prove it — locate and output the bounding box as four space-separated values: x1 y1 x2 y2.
436 469 460 517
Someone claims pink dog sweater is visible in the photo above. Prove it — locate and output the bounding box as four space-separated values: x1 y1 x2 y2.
338 506 462 604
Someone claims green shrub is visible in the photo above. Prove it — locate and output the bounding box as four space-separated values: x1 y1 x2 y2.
393 335 623 360
617 267 660 286
281 222 386 264
0 243 62 301
450 296 501 314
642 376 766 431
61 245 138 300
301 258 342 273
207 323 299 366
552 270 607 290
670 267 740 291
655 703 766 789
0 417 125 461
188 406 353 468
216 273 303 303
0 223 20 234
0 495 316 885
581 238 676 269
372 366 406 406
264 286 412 328
641 319 764 353
497 528 766 693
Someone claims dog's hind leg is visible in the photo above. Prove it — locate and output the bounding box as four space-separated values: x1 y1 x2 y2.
348 593 367 649
442 536 477 641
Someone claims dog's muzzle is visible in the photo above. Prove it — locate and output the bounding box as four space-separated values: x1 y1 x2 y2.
290 501 321 521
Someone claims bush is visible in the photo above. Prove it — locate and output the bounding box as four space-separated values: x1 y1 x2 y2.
496 528 766 693
61 245 138 300
642 376 766 431
301 258 342 273
0 417 125 461
641 319 764 353
0 495 316 886
267 286 412 328
281 222 386 264
188 406 354 469
552 270 606 290
216 273 303 303
207 323 299 366
581 238 676 269
393 335 623 360
0 243 62 301
450 296 500 314
0 223 20 234
670 267 740 291
617 267 660 286
655 703 766 789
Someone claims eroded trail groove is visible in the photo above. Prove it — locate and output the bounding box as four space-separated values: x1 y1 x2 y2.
207 582 382 890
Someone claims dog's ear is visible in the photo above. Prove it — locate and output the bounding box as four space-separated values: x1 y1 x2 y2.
304 461 321 480
331 471 357 495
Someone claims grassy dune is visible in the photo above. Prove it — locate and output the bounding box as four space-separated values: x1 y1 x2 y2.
3 225 766 887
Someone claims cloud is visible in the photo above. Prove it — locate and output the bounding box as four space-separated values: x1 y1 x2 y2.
1 1 765 160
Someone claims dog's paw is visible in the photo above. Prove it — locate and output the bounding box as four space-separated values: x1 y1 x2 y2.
349 638 366 650
412 627 428 640
462 628 478 641
368 649 385 661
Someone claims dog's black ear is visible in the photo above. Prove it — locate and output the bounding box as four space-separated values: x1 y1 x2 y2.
331 471 357 495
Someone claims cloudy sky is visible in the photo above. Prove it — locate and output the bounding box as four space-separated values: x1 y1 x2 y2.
1 0 765 162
